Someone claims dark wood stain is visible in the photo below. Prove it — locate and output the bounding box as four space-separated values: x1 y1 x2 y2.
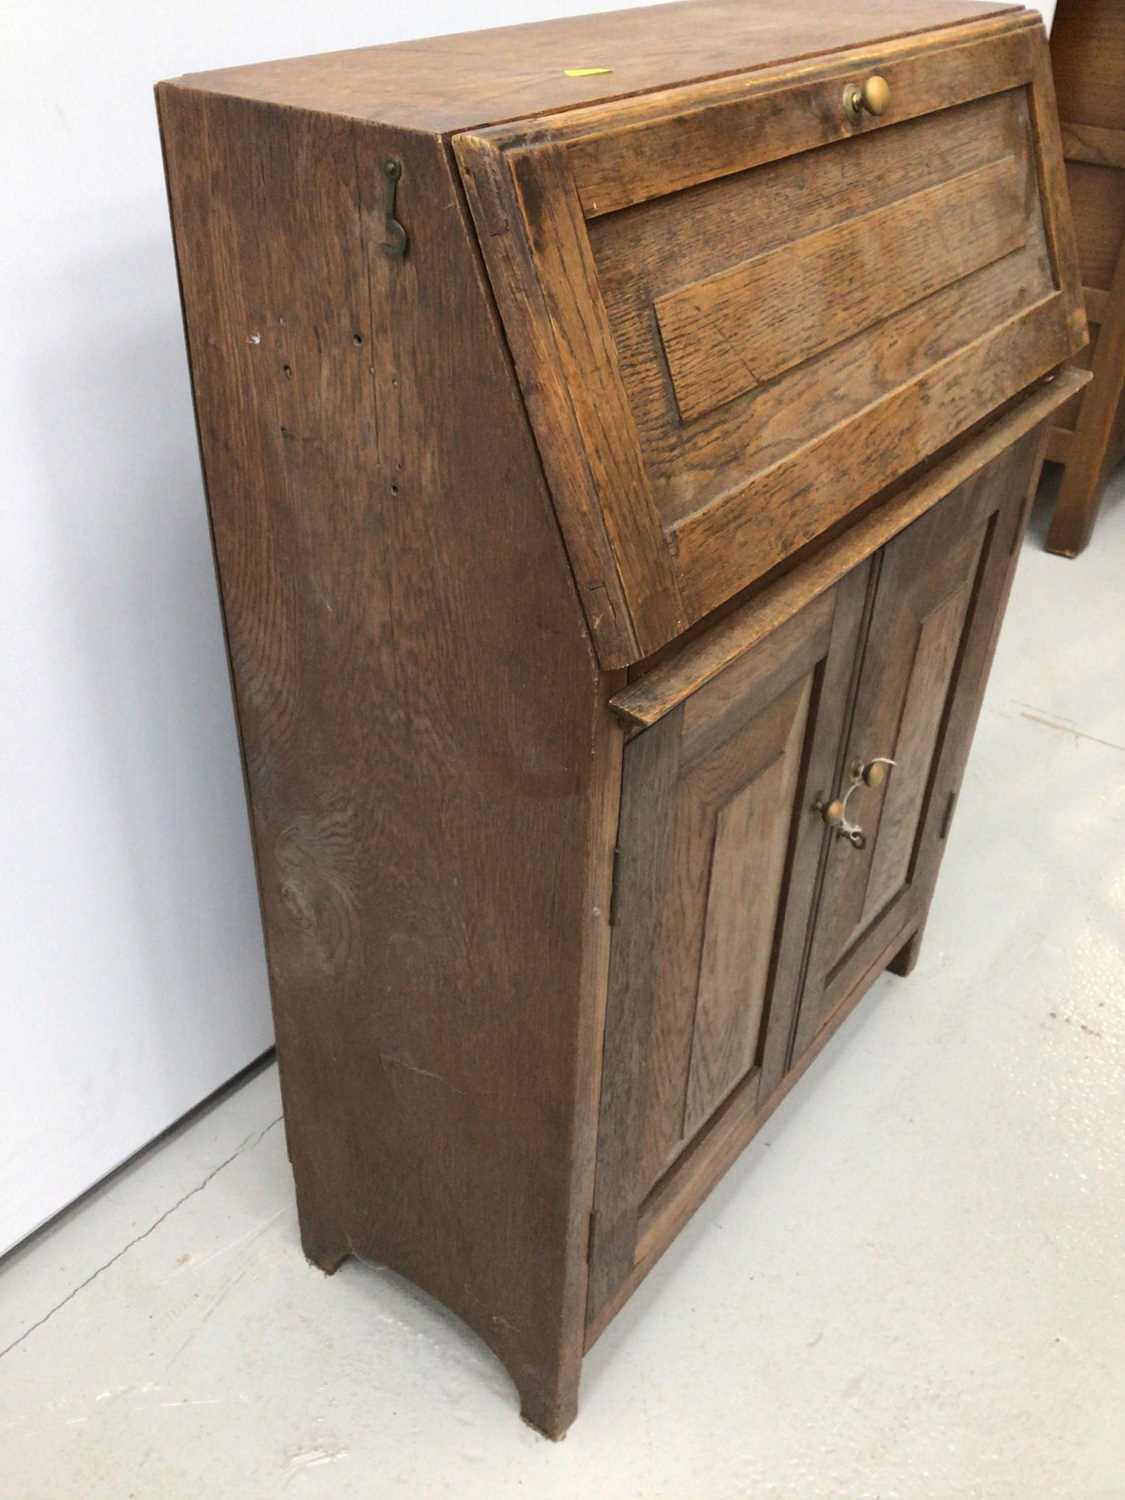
1043 0 1125 555
158 0 1087 1439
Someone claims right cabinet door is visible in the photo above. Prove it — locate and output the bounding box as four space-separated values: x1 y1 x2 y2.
793 426 1042 1059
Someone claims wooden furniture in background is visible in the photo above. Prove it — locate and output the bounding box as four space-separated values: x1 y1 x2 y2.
158 0 1087 1438
1044 0 1125 554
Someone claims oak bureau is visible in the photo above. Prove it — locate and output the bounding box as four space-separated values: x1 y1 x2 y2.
158 0 1088 1438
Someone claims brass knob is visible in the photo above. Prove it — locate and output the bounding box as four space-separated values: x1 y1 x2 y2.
843 75 891 123
819 798 846 828
851 756 895 788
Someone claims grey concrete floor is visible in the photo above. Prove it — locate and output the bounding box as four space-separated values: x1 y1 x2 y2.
2 465 1124 1499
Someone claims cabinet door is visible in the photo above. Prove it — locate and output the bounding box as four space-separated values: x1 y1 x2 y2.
587 568 868 1324
792 429 1041 1059
458 20 1083 665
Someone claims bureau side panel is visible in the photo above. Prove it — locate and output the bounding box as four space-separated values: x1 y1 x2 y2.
157 86 615 1436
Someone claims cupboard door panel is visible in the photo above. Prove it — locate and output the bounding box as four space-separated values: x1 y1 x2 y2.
588 568 867 1322
792 429 1041 1060
682 729 802 1143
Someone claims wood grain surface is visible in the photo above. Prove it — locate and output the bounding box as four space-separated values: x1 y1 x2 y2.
164 0 1020 132
158 85 621 1438
157 0 1084 1438
1044 0 1125 555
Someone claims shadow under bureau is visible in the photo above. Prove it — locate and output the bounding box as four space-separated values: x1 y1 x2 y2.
158 0 1088 1438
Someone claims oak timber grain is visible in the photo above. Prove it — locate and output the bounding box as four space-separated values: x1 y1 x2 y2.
671 294 1073 618
609 369 1089 731
159 0 1082 1439
462 24 1083 661
452 138 639 664
158 86 617 1440
594 430 1042 1352
654 155 1027 424
1049 0 1125 133
1061 123 1125 173
587 572 866 1324
1084 289 1111 325
585 708 680 1323
794 432 1041 1058
681 731 800 1142
1047 232 1125 554
165 0 1021 133
590 86 1049 527
586 917 922 1353
564 18 1040 220
1062 161 1125 293
1043 0 1125 554
500 142 686 658
859 579 974 921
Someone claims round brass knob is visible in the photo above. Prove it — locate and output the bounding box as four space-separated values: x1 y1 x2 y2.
862 75 891 115
863 760 888 789
821 798 846 828
843 74 891 123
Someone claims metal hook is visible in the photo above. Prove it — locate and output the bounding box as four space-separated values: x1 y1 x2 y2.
380 159 408 260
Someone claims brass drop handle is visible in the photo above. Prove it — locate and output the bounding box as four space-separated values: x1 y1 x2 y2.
843 74 891 124
813 755 896 850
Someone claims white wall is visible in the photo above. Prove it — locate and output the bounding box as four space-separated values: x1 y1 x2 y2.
0 0 658 1257
0 0 1059 1253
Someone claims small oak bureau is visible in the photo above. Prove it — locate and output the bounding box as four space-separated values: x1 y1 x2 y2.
159 0 1088 1438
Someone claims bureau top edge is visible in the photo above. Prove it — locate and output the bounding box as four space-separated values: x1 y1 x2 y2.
156 0 1027 135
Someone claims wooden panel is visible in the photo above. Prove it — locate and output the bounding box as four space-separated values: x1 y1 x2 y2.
609 369 1089 731
1047 230 1125 555
816 504 988 975
163 0 1023 134
590 87 1055 528
563 19 1038 218
1045 0 1125 556
859 579 974 924
586 909 922 1354
158 88 621 1440
1046 425 1075 464
1064 161 1125 294
639 678 809 1186
655 156 1026 424
458 137 684 665
1085 288 1111 325
585 713 680 1323
588 576 860 1322
792 432 1039 1060
1051 0 1125 134
682 683 809 1139
462 20 1084 662
672 293 1071 616
1061 122 1125 172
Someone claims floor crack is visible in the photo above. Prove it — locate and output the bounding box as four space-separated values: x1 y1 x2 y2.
0 1116 283 1363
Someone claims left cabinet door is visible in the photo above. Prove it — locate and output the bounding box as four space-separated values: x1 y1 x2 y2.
587 567 868 1324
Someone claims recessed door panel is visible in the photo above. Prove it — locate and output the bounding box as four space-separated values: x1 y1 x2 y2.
587 569 868 1323
791 431 1041 1060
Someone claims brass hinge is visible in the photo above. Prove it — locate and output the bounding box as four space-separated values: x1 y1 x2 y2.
608 846 623 926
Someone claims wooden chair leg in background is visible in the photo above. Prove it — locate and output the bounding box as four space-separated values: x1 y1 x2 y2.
1047 236 1125 557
